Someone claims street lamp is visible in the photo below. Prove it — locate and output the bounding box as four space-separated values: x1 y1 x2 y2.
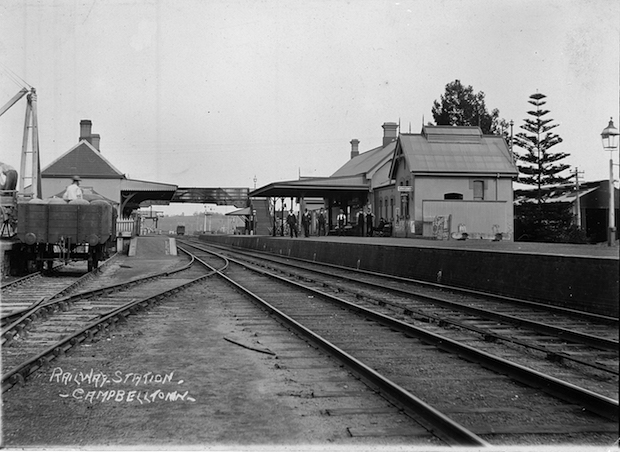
601 118 619 246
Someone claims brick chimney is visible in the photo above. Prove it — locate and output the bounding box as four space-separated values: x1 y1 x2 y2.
79 120 92 141
90 134 101 150
79 119 100 151
350 139 360 159
382 122 398 147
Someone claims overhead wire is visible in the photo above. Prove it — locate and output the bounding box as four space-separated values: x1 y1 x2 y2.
0 62 32 90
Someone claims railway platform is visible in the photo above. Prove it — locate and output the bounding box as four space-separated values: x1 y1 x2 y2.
266 234 620 258
110 235 184 280
197 233 619 317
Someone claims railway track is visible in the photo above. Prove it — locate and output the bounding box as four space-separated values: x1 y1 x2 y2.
185 239 618 396
0 250 216 393
182 240 618 446
1 261 100 323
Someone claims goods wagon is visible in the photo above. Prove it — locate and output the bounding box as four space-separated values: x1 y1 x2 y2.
16 197 117 272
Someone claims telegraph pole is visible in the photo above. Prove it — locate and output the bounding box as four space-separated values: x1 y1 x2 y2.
572 167 584 228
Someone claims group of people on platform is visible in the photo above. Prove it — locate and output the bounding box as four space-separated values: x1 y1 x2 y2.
286 207 320 238
285 206 388 238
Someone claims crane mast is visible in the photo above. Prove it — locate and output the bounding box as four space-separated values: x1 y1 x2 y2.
0 86 41 199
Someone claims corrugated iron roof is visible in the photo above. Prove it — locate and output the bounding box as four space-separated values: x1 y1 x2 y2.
396 127 518 175
514 184 599 204
249 175 368 198
424 125 482 140
330 141 395 178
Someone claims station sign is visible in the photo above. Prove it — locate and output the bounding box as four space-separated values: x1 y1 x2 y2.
397 186 413 192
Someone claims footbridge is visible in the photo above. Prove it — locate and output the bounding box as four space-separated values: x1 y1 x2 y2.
170 187 250 207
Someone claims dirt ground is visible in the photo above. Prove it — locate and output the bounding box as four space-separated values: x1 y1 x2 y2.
2 268 433 450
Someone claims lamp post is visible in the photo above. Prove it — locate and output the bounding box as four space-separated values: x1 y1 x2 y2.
601 118 619 246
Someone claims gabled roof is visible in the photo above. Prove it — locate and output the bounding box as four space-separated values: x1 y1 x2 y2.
390 125 518 177
331 141 396 179
42 140 124 179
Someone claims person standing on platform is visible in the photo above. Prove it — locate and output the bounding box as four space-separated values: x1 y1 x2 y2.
366 207 375 237
301 208 311 237
357 209 365 237
377 217 387 236
317 208 326 236
63 175 83 200
286 209 298 238
337 209 346 236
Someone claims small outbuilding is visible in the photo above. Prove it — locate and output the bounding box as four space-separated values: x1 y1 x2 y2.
515 180 620 243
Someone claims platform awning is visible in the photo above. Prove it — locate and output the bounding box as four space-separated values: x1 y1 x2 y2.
249 176 369 199
120 178 178 217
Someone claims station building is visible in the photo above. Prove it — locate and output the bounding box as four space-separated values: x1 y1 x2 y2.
39 120 178 219
250 122 518 240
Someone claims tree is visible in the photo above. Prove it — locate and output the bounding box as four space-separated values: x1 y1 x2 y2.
431 80 502 134
513 93 571 203
512 93 581 243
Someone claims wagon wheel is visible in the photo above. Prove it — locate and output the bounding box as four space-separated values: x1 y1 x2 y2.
0 205 16 238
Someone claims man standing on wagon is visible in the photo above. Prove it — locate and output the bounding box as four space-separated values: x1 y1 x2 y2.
63 175 83 201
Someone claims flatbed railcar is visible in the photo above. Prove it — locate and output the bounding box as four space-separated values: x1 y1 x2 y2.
15 197 117 273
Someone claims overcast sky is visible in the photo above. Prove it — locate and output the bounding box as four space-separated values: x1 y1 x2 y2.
1 0 619 215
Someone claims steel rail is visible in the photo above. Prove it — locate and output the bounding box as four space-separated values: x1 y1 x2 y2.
1 271 42 290
1 254 195 341
203 242 618 351
195 245 619 423
193 251 490 447
203 240 617 325
411 309 618 375
2 249 223 393
1 254 118 326
189 241 618 374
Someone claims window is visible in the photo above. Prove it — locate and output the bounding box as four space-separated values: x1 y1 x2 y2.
444 193 463 200
473 180 484 200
